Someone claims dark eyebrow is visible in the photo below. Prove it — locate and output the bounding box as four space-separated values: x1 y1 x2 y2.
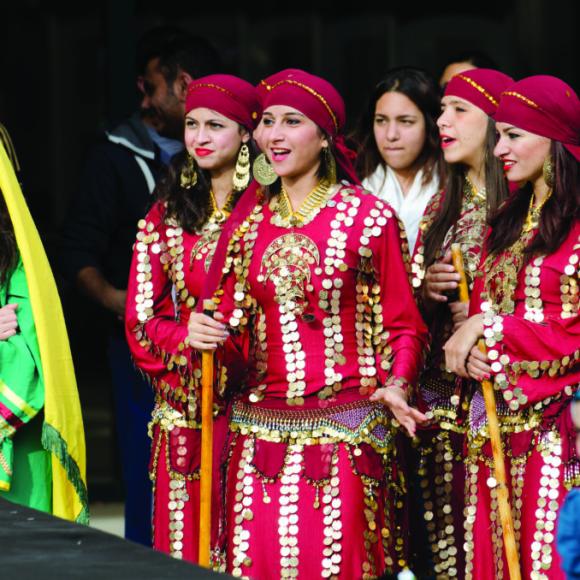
374 113 417 120
447 99 469 107
184 115 224 125
262 111 306 119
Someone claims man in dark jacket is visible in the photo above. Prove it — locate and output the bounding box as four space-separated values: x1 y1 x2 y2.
59 27 220 545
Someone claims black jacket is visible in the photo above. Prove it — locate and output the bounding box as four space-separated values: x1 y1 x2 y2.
59 114 163 290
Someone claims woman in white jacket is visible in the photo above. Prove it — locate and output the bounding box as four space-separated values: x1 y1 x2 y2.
354 67 444 254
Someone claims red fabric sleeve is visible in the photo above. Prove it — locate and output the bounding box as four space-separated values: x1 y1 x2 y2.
124 202 197 412
410 188 446 294
371 208 429 387
484 309 580 409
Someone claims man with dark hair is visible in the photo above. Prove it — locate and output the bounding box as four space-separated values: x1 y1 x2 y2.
439 49 498 88
137 27 222 140
59 26 221 546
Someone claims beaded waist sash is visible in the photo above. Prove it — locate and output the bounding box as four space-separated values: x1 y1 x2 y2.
230 399 394 453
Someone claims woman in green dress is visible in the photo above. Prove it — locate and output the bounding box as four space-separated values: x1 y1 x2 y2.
0 130 87 522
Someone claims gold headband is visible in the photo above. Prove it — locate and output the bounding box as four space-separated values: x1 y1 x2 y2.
264 79 338 131
187 82 235 99
501 91 541 110
457 74 499 107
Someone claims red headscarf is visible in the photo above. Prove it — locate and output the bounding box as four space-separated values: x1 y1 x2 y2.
258 69 359 184
444 68 514 117
494 75 580 161
185 74 261 132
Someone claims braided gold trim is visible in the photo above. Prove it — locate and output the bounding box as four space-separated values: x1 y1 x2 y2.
501 90 541 110
266 79 338 130
187 82 235 99
457 74 499 107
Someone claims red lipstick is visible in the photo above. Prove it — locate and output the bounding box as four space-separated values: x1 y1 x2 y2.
502 160 516 172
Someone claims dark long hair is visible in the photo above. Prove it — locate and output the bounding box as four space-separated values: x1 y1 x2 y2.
156 137 257 232
352 66 445 187
486 142 580 257
423 117 509 267
0 193 18 286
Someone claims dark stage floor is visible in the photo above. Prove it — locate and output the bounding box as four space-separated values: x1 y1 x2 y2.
0 498 229 579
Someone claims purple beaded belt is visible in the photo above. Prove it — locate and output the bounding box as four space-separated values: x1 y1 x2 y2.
230 399 394 453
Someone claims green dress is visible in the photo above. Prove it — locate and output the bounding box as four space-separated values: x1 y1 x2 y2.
0 258 51 511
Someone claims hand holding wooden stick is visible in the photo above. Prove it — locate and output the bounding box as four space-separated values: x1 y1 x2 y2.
450 243 522 580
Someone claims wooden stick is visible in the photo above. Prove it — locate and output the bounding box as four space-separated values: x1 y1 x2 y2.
450 244 522 580
451 243 471 305
198 299 216 568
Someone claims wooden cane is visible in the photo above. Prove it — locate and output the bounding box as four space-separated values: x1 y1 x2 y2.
198 299 217 567
450 244 522 580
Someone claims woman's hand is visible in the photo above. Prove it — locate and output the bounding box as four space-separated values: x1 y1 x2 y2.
0 303 18 340
449 301 469 331
187 311 229 351
370 385 427 438
443 313 484 378
466 344 492 382
424 251 460 303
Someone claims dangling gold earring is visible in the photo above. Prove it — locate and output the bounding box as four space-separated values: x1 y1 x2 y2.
323 146 337 184
542 155 554 188
252 153 278 186
233 143 251 192
180 155 198 189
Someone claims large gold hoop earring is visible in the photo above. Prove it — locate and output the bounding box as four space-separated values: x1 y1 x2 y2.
232 143 251 192
180 155 198 189
252 153 278 186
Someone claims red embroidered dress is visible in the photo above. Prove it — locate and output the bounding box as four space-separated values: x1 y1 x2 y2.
125 199 234 562
464 220 580 580
411 180 488 577
211 182 427 579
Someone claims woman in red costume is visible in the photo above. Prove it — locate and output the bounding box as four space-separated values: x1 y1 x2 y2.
193 69 428 578
411 68 512 578
445 75 580 580
124 74 261 563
